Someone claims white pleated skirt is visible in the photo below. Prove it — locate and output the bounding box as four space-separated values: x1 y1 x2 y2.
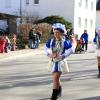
48 59 69 73
97 49 100 57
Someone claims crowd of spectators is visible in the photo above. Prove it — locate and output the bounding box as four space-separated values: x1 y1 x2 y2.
0 34 16 53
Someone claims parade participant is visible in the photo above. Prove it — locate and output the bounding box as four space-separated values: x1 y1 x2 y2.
44 23 76 100
94 26 100 78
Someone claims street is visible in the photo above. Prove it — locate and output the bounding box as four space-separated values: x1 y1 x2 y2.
0 50 100 100
0 0 99 99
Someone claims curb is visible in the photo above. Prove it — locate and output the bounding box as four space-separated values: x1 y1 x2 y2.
0 47 44 62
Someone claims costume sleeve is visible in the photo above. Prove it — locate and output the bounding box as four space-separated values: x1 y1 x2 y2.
44 39 52 56
60 41 75 60
93 35 97 44
87 34 88 43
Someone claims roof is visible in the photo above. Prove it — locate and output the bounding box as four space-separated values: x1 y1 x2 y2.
0 12 20 19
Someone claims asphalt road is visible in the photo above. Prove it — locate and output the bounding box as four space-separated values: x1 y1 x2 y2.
0 51 100 100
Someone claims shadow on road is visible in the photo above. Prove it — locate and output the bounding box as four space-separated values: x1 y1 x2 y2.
38 97 50 100
78 96 100 100
0 69 97 90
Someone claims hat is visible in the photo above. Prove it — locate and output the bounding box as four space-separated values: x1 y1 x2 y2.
96 25 100 31
52 23 67 35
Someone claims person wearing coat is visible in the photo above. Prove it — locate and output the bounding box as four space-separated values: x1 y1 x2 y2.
81 30 88 51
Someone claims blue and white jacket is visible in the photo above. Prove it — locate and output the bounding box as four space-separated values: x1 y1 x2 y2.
44 38 75 62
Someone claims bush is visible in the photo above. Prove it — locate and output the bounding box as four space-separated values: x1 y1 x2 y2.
16 34 26 49
33 23 52 43
18 23 51 45
19 23 33 45
17 23 33 49
35 15 72 29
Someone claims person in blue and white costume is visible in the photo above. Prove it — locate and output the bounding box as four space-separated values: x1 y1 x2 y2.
94 26 100 78
44 23 76 100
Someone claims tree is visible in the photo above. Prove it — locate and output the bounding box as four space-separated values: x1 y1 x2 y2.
35 15 72 29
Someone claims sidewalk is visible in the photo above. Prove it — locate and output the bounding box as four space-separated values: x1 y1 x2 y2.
0 43 95 61
0 44 44 61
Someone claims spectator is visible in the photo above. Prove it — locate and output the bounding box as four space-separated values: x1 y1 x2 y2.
81 30 88 51
10 34 16 51
29 28 34 48
0 34 6 53
28 28 39 49
36 29 42 42
65 29 70 40
5 36 11 53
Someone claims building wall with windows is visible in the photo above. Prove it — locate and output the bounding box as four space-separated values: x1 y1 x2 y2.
0 0 96 39
22 0 75 24
22 0 96 41
74 0 96 40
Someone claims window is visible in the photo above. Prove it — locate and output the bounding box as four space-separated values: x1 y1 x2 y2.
26 0 29 5
78 17 81 27
34 0 39 4
91 2 94 11
90 19 93 28
85 18 88 28
79 0 82 7
78 0 82 7
85 0 88 9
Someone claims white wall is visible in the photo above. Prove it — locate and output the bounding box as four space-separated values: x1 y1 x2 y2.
0 0 20 16
22 0 74 25
74 0 96 41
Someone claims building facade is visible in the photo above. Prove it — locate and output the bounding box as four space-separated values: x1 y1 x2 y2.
74 0 96 40
0 0 20 33
21 0 96 41
0 0 96 40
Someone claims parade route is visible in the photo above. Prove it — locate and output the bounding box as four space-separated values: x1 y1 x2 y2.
0 44 100 100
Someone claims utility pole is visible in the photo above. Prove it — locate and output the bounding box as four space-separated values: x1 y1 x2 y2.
20 0 22 23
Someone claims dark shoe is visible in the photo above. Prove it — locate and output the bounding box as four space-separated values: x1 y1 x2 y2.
51 89 58 100
98 74 100 78
58 86 62 97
